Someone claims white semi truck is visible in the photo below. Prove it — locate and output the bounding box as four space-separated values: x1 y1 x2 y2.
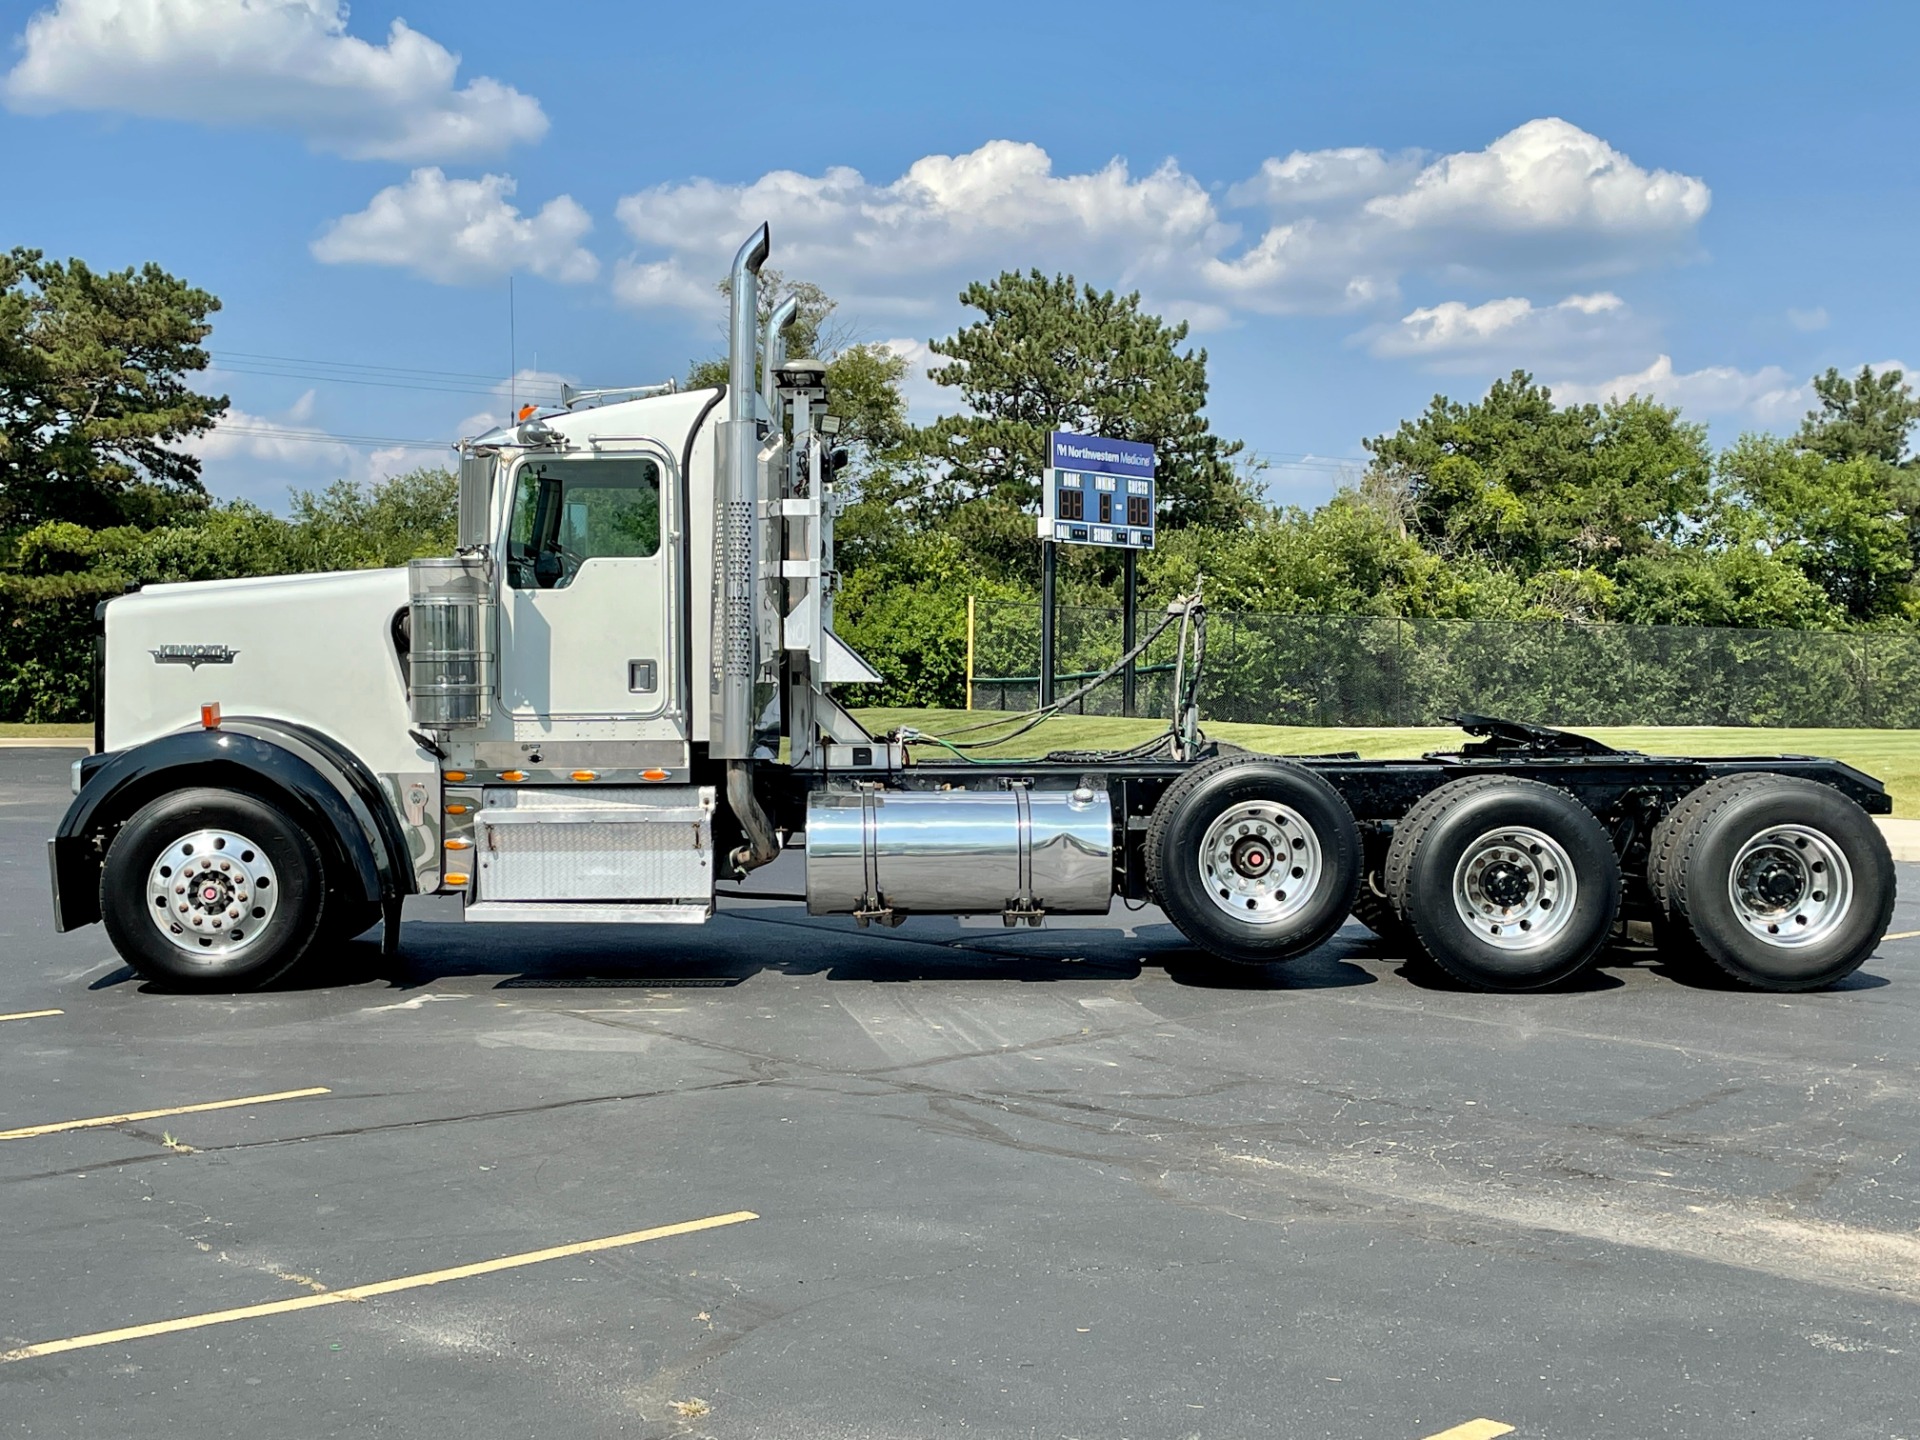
49 227 1897 994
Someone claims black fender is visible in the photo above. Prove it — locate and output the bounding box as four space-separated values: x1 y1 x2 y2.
50 720 415 934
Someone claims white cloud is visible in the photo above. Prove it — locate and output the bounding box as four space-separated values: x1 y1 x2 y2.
610 257 716 313
609 120 1709 326
1227 146 1424 212
877 338 953 420
189 389 423 504
1551 354 1807 424
614 140 1229 323
1208 119 1709 312
1368 291 1631 364
192 388 337 467
3 0 545 161
1363 119 1709 248
455 367 573 438
312 169 597 286
1788 306 1829 332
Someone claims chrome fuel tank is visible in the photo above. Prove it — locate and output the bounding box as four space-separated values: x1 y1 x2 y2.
805 787 1113 920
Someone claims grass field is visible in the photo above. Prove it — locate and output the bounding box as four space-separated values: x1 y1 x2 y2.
853 708 1920 818
0 723 91 739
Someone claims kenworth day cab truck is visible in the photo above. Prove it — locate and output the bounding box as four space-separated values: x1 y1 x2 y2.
50 227 1897 995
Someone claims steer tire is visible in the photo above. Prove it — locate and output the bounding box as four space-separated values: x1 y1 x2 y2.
1146 755 1361 966
1666 775 1893 992
100 787 327 992
1384 776 1621 991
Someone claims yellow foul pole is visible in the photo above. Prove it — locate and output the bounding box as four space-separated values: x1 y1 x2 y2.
966 595 976 710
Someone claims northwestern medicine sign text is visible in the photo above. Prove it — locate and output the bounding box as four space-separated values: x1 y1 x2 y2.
1041 432 1156 549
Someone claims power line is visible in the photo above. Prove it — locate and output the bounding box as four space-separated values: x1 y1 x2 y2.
207 348 569 409
1245 450 1369 471
212 364 563 404
210 357 564 405
211 349 518 384
215 423 449 452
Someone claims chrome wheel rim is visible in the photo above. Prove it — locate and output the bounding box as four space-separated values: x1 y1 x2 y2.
1728 825 1851 948
145 830 279 960
1451 826 1577 950
1198 801 1322 925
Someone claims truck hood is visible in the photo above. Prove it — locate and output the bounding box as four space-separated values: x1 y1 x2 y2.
103 567 418 776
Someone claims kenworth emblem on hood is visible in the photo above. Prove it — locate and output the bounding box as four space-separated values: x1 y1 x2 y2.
150 644 239 670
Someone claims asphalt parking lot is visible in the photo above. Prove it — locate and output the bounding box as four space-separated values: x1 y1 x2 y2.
2 745 1917 1440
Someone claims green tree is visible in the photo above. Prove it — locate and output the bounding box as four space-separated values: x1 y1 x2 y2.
1793 365 1920 583
1611 547 1838 630
1717 435 1914 624
1362 371 1713 579
1795 365 1919 464
684 268 840 391
0 249 226 534
917 272 1256 532
681 271 910 470
283 466 457 570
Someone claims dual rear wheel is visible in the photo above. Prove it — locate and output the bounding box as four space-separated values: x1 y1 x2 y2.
1648 774 1893 991
1150 759 1892 993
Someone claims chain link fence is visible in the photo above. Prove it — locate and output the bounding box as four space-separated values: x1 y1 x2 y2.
970 605 1920 728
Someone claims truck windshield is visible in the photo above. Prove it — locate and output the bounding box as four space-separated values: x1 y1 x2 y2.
506 456 662 589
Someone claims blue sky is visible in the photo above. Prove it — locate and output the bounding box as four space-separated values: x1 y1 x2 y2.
6 0 1916 511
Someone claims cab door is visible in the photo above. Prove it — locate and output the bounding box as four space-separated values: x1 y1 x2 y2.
496 447 681 734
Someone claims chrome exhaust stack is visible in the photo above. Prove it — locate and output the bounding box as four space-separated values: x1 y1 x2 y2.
762 294 799 414
716 226 781 875
714 223 770 762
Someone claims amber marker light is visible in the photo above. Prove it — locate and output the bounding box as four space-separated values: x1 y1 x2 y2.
444 872 469 886
200 702 221 729
500 770 527 783
445 838 472 851
443 770 468 783
571 770 598 782
445 803 470 815
642 768 669 781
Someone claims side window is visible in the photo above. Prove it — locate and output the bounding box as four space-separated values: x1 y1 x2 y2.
506 457 661 590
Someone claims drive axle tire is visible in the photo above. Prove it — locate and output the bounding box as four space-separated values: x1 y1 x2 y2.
1645 774 1774 971
1352 873 1417 952
1146 756 1361 965
1665 775 1893 992
100 787 327 991
1384 777 1621 991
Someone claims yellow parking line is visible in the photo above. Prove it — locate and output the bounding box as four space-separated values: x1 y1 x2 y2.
0 1009 63 1023
1881 929 1920 942
1423 1422 1514 1440
0 1087 330 1141
0 1210 759 1363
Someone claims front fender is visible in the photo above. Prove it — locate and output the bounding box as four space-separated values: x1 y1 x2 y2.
50 725 410 933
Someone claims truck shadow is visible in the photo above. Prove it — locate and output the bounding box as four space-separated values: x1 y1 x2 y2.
299 909 1385 994
85 909 1890 997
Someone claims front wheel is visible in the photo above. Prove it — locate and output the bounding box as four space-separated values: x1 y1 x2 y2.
100 787 328 991
1146 756 1362 965
1384 777 1621 991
